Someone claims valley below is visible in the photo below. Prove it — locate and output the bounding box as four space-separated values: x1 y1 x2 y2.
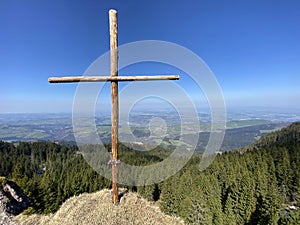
0 109 296 152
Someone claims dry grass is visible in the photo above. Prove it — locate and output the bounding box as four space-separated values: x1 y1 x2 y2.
14 189 184 225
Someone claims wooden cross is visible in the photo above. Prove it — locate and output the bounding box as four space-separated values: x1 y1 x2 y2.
48 9 179 205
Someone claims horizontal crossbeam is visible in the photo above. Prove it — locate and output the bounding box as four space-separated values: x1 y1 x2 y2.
48 75 179 83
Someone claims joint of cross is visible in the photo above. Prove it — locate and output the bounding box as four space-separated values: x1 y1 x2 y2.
108 159 121 165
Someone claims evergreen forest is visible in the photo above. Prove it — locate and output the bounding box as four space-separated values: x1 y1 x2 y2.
1 122 300 224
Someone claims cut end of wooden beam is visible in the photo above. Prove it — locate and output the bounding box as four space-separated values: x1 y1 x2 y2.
48 77 55 83
109 9 117 14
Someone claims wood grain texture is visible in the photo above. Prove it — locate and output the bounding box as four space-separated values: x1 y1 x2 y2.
48 75 179 83
109 9 119 205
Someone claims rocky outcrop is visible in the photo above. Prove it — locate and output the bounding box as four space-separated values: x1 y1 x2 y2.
0 177 29 225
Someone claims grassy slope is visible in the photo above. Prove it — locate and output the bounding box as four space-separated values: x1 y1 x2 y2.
14 189 184 225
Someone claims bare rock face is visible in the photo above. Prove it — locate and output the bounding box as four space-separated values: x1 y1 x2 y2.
0 177 29 225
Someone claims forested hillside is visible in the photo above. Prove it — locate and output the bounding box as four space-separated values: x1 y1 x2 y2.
0 142 103 214
0 141 171 214
0 122 300 224
243 122 300 151
158 122 300 224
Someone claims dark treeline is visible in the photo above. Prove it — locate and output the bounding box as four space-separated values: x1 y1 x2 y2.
0 141 110 214
0 141 171 214
0 122 300 224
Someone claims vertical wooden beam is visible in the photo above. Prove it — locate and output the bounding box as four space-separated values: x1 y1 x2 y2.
48 9 180 206
109 9 119 205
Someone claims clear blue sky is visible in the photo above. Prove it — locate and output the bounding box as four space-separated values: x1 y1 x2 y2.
1 0 299 113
